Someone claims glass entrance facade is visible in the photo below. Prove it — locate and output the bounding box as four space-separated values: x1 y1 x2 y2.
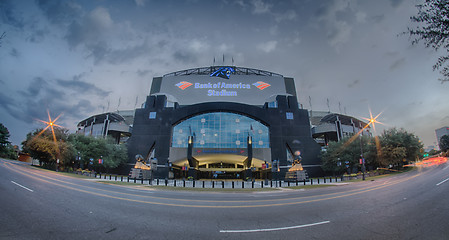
171 112 269 149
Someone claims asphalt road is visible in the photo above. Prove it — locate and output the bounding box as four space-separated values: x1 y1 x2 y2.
1 158 449 240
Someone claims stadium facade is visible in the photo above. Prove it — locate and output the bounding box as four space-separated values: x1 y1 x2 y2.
76 110 134 144
127 66 322 179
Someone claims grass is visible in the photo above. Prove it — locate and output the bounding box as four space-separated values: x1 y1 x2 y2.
342 167 416 182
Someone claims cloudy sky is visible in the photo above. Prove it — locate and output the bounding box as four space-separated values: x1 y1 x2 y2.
1 0 448 148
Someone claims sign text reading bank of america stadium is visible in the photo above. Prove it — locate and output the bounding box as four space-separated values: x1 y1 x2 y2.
195 82 251 96
160 73 286 105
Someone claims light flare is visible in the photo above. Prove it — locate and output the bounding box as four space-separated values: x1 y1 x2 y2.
33 110 64 150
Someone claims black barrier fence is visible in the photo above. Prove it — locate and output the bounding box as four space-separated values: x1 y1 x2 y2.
75 171 385 189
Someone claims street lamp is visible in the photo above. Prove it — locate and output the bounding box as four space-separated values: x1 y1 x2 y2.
359 123 366 181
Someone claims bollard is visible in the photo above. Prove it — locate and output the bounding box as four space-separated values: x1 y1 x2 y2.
336 176 338 182
279 180 282 187
271 180 273 188
232 181 235 189
202 181 204 188
252 181 254 188
99 173 101 178
311 178 313 185
183 180 185 187
304 180 306 185
330 177 332 183
324 177 326 183
121 176 123 182
193 180 195 188
95 173 97 178
115 176 117 181
261 181 263 188
109 175 111 180
174 180 176 187
222 181 224 189
212 181 215 188
296 181 298 186
141 178 143 184
242 181 244 188
127 177 129 182
318 178 320 184
165 179 168 186
157 179 159 185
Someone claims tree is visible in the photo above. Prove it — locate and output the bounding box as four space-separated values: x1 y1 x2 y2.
22 127 72 169
405 0 449 82
67 134 128 172
440 135 449 151
321 135 375 174
0 123 17 159
378 128 423 167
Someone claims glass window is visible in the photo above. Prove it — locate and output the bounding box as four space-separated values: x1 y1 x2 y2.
171 112 269 148
149 112 157 119
286 112 294 120
268 101 278 108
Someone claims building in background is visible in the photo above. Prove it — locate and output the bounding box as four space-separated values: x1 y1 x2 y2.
435 126 449 149
76 110 134 144
310 111 371 147
128 66 322 179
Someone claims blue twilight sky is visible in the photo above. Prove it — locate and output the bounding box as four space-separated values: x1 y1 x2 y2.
0 0 448 148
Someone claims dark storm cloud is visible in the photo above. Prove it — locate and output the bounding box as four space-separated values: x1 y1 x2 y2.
347 79 360 88
137 69 151 77
64 6 113 49
85 42 111 64
36 0 82 25
389 58 405 71
0 0 25 29
173 50 199 64
56 77 111 97
25 77 48 97
2 76 98 125
106 43 152 65
0 92 26 121
371 14 385 23
9 48 19 57
389 0 404 8
27 29 48 43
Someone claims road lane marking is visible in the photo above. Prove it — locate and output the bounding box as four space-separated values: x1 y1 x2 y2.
220 220 330 233
2 161 423 208
443 164 449 170
436 178 449 186
11 181 34 192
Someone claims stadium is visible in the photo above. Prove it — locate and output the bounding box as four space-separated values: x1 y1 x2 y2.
127 66 322 179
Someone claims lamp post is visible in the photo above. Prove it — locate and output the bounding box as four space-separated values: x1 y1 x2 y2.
359 122 366 181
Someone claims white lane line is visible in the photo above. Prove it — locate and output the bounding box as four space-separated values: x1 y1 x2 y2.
220 220 330 233
443 164 449 170
11 181 34 192
436 178 449 186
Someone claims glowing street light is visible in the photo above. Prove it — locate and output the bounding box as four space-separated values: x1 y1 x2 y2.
34 110 64 170
359 109 384 180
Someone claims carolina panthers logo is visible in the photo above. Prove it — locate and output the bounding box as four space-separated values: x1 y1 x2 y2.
210 67 235 79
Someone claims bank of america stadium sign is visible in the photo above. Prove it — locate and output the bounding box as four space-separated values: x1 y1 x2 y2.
175 80 270 96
